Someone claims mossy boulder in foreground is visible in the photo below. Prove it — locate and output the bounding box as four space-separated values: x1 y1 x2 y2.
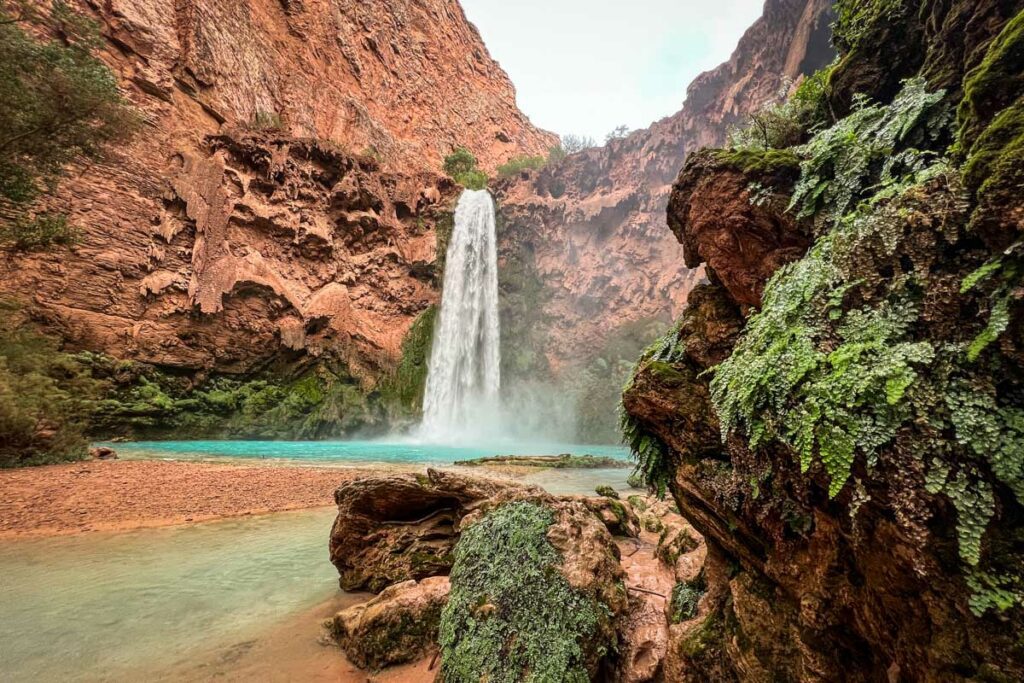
438 500 627 682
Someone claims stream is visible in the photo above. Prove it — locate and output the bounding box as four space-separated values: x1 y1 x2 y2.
0 440 632 681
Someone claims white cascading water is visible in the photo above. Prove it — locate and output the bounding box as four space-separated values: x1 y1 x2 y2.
419 189 502 442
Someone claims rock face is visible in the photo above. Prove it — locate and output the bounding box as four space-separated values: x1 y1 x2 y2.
622 2 1024 680
495 0 835 375
328 469 536 592
327 576 450 670
0 0 554 419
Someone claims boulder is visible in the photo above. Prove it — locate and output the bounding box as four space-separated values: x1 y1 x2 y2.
438 498 628 681
326 576 449 671
89 447 118 461
329 468 537 592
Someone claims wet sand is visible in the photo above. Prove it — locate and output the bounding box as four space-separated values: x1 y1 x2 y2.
0 459 376 539
157 592 436 683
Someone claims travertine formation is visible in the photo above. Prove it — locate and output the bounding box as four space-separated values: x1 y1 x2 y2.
495 0 835 373
1 0 554 381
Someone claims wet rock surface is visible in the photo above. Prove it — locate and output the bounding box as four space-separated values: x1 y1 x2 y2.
328 469 537 592
622 2 1024 680
327 576 449 671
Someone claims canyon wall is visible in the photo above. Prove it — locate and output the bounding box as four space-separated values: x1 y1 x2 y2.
0 0 555 435
623 0 1024 679
495 0 835 379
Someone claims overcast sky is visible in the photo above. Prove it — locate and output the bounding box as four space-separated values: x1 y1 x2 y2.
461 0 767 142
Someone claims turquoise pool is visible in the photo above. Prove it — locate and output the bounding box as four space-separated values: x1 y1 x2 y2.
101 439 632 466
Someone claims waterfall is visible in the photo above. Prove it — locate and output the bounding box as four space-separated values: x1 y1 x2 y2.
419 189 502 442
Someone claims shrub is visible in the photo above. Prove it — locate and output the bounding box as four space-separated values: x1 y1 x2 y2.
561 134 596 154
496 154 546 178
0 213 79 251
546 145 567 165
249 110 283 130
604 125 630 143
438 502 604 682
442 147 488 189
0 1 139 208
0 302 103 467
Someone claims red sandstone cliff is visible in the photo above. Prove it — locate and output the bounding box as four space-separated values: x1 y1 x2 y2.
496 0 834 375
1 0 555 381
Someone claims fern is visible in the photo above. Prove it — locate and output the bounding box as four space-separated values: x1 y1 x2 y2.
789 78 951 231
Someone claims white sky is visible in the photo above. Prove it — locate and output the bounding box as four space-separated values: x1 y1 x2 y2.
461 0 767 141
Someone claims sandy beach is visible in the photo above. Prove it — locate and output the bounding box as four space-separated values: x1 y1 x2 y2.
0 459 374 539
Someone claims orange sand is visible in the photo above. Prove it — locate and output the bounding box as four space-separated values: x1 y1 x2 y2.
0 459 373 539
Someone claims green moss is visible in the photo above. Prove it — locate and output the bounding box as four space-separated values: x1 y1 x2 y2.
678 611 725 659
962 100 1024 211
712 148 800 176
595 485 620 499
91 361 376 440
496 155 546 178
434 211 454 277
438 502 606 683
832 0 907 54
956 10 1024 152
379 306 437 418
626 494 648 512
670 576 707 624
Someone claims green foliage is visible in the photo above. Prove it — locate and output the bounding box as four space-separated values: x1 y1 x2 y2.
378 306 437 416
626 470 644 489
789 78 951 230
967 571 1024 617
619 321 688 496
91 362 375 440
960 244 1022 361
249 110 283 130
438 502 605 683
546 145 567 165
604 125 630 143
670 576 707 624
727 65 836 154
0 1 139 208
561 134 595 154
956 10 1024 152
0 212 78 250
442 147 488 189
0 302 103 467
571 317 669 444
712 168 943 498
832 0 907 53
496 154 546 178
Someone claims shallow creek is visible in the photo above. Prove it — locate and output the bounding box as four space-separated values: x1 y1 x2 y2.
0 445 631 682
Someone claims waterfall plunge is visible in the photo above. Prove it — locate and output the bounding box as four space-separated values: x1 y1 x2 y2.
419 189 502 442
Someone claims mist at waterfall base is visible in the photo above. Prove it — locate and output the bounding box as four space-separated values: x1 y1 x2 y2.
413 189 577 447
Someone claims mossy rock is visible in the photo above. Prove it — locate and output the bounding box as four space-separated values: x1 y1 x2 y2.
957 10 1024 150
438 501 621 682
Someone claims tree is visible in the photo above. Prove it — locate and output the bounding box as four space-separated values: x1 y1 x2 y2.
443 147 478 178
561 134 596 154
604 125 630 143
0 1 139 210
442 147 488 190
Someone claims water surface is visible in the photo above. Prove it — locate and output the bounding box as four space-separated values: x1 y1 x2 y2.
0 508 342 682
104 438 630 466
